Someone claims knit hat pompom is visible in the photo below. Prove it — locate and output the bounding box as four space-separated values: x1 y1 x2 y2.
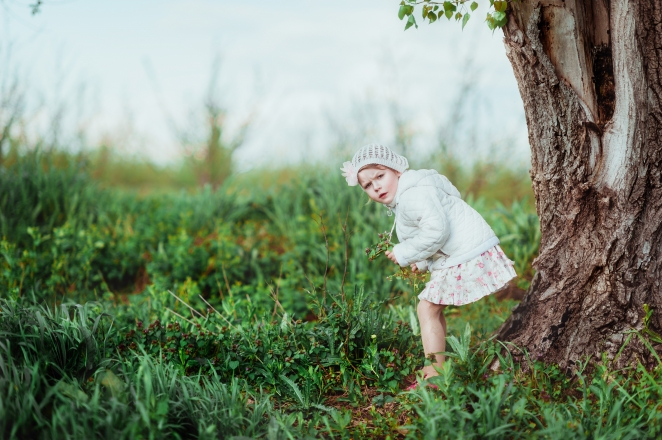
340 143 409 186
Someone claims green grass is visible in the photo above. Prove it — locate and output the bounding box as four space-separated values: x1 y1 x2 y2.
2 151 661 438
0 151 539 313
2 294 661 439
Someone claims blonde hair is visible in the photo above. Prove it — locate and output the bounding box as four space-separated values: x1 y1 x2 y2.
357 164 400 188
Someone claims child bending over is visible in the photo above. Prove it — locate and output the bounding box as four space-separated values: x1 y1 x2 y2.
341 143 516 380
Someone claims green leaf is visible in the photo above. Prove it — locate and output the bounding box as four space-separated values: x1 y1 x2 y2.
463 322 472 349
471 1 479 11
429 11 437 23
311 403 337 413
57 381 89 403
279 374 305 406
486 13 496 30
445 9 453 19
398 5 406 20
280 312 289 331
229 360 239 370
494 1 508 12
462 12 471 29
99 369 125 399
455 12 462 21
443 1 456 12
408 307 419 336
422 5 429 19
493 10 507 27
156 400 169 416
433 5 439 11
405 14 418 30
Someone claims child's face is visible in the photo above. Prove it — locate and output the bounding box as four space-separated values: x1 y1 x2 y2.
357 166 401 205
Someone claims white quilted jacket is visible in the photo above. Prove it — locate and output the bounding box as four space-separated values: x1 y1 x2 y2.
389 169 499 271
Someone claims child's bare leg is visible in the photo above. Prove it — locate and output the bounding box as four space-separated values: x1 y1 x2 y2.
417 300 447 377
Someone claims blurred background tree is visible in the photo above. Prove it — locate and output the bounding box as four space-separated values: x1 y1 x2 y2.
176 57 251 189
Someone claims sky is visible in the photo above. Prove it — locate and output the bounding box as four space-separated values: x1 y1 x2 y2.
1 0 530 170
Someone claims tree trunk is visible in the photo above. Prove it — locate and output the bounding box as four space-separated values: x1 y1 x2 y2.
497 0 662 369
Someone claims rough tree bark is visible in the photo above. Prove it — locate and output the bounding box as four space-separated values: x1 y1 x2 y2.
497 0 662 369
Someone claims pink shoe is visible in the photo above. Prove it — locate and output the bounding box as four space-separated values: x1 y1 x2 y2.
404 382 418 391
404 375 438 391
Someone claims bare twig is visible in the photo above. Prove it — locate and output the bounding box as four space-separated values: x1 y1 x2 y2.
340 207 350 301
165 307 197 327
220 264 237 319
198 294 220 316
302 271 316 294
270 265 284 318
275 264 282 300
198 294 240 332
167 290 204 318
166 307 220 336
216 279 225 301
317 213 330 302
221 264 233 297
269 285 287 317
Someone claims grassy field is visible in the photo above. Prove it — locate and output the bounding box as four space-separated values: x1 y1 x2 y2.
2 151 661 439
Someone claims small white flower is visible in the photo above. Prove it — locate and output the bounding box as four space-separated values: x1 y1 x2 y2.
371 334 377 339
340 161 358 186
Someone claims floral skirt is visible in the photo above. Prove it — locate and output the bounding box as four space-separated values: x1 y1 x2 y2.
417 245 517 306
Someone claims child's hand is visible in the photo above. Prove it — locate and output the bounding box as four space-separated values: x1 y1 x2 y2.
410 263 418 273
384 250 399 265
366 231 393 261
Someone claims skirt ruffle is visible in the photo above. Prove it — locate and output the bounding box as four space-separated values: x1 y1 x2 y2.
417 245 517 306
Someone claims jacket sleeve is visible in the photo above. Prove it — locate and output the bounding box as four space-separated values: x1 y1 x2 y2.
413 259 429 273
391 187 450 267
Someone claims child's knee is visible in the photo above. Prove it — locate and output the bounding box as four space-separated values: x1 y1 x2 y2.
417 300 445 318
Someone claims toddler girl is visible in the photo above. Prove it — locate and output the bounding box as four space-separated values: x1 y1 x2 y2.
341 143 516 380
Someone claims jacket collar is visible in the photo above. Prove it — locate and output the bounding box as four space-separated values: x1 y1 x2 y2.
385 177 405 210
386 169 418 209
385 168 442 211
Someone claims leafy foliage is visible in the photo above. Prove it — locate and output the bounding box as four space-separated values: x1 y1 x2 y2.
402 324 662 438
0 151 539 315
365 231 428 293
3 296 662 438
397 0 512 31
111 286 423 397
3 154 662 437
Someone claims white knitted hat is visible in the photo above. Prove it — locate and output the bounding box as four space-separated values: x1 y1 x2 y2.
340 143 409 186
